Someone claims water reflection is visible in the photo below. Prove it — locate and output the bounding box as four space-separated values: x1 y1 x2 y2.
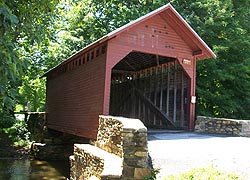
0 159 69 180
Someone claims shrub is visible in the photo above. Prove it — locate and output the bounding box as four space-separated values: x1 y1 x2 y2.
0 112 15 129
3 118 31 147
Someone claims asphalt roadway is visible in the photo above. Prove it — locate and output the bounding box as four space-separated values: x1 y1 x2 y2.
147 130 250 179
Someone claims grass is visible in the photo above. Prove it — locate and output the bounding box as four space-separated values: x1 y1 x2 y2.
146 166 243 180
166 166 242 180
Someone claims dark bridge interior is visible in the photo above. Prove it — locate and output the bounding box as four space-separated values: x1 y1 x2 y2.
110 51 189 129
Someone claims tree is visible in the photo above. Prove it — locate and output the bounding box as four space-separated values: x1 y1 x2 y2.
0 0 59 113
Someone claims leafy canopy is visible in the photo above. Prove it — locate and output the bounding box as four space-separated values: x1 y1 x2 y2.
0 0 59 112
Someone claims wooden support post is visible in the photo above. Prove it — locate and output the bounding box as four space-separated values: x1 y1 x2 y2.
189 59 196 130
132 82 136 118
181 70 185 127
176 57 196 130
160 65 163 111
173 61 177 123
148 68 152 125
142 71 146 124
137 77 141 119
153 68 157 125
159 65 164 126
166 64 170 116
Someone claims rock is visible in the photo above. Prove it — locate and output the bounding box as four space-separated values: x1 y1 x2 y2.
134 168 152 180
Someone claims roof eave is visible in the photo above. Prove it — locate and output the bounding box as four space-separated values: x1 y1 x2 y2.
168 4 216 60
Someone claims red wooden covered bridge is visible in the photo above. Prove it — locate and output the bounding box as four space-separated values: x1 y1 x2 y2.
43 3 216 139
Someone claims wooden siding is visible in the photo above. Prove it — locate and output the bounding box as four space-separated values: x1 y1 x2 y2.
104 14 194 119
46 50 107 139
108 14 194 68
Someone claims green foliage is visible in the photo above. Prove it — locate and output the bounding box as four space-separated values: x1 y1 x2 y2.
0 112 15 129
18 77 46 112
6 120 30 145
185 0 250 119
166 166 241 180
46 0 163 65
2 119 31 147
0 0 59 113
0 112 31 147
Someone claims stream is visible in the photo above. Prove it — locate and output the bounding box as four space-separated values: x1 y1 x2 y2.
0 158 69 180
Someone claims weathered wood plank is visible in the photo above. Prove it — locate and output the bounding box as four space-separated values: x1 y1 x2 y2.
153 71 157 125
160 65 163 111
173 62 177 123
148 68 152 125
181 70 185 127
166 64 170 116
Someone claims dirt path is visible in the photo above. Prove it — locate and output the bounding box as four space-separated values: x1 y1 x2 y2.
148 131 250 180
0 131 29 158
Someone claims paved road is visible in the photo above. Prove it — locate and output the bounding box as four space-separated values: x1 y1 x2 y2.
147 131 250 179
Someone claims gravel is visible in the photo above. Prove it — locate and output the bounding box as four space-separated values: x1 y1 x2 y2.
148 131 250 179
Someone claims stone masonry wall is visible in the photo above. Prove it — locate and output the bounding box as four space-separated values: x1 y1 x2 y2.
70 144 105 180
70 115 151 180
95 116 123 158
195 116 250 137
117 116 151 180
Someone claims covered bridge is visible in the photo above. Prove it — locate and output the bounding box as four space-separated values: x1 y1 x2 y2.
43 3 216 139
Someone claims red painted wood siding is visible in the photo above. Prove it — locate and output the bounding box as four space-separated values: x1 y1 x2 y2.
46 53 106 139
104 14 195 116
109 14 193 65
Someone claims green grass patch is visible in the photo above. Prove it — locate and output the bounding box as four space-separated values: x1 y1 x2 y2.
165 166 242 180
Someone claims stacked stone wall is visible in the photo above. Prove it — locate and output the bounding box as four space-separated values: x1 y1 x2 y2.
95 116 123 157
70 115 151 180
118 117 151 180
195 116 250 137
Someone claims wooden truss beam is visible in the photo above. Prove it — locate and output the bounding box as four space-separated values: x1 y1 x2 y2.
130 82 175 127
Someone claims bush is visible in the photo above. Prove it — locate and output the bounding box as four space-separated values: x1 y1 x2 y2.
0 112 15 129
2 118 31 147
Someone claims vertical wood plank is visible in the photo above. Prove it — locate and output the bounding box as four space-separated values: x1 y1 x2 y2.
160 65 163 110
142 71 146 124
132 76 136 118
153 68 157 125
159 65 164 126
137 75 141 119
173 61 177 123
166 64 170 117
148 68 152 125
181 70 185 127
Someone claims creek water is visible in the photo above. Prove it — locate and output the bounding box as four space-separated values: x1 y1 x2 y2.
0 158 69 180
